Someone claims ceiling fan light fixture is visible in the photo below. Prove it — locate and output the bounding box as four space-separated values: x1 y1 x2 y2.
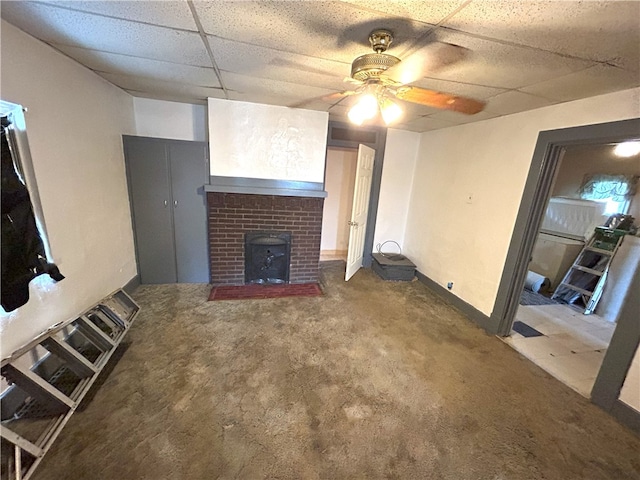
614 141 640 157
380 98 403 125
348 94 378 125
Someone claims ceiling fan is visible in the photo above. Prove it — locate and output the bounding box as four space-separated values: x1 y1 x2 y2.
330 30 486 125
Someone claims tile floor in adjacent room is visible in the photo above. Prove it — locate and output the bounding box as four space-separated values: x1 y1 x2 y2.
503 302 616 397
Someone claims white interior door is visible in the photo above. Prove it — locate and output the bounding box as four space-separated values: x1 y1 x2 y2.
345 144 375 281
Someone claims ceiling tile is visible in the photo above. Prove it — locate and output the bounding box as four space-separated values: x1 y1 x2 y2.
39 0 198 30
2 0 637 122
429 109 500 125
99 73 226 101
227 92 332 112
404 115 458 131
193 1 432 64
338 1 466 29
207 37 349 92
221 71 337 105
1 1 210 66
482 91 555 116
53 45 220 87
520 65 640 103
426 29 595 89
126 92 208 106
292 101 332 113
445 1 640 71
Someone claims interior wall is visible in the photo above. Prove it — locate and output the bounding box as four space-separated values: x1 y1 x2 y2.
0 21 137 354
552 145 640 219
321 147 357 253
619 344 640 412
207 98 328 182
403 87 640 317
373 128 420 253
133 97 207 142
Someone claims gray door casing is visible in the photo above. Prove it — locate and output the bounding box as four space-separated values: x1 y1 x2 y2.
123 136 209 284
490 118 640 433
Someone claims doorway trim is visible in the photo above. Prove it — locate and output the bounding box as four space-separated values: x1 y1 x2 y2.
325 121 387 268
489 117 640 432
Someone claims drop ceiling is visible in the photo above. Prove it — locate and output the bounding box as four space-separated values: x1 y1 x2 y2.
2 1 639 132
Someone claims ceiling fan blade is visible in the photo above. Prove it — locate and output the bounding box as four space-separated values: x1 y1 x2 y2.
383 43 469 85
344 76 363 86
323 91 358 102
288 91 356 109
395 86 485 115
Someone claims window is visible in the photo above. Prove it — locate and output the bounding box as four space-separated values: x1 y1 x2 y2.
578 174 638 215
1 101 64 312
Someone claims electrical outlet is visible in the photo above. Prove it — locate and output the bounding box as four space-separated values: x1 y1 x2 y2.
447 282 454 290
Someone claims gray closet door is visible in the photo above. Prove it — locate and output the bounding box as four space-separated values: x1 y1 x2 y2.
169 142 209 283
125 137 177 284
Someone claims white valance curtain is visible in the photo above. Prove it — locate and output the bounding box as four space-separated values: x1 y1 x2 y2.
578 174 639 202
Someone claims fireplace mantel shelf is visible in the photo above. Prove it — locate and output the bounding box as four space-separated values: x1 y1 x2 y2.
205 176 327 198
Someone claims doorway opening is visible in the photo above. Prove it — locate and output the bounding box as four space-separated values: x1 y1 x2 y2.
320 147 357 263
321 121 387 279
503 141 640 398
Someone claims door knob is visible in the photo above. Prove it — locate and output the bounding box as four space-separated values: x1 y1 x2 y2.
164 200 168 207
174 200 178 208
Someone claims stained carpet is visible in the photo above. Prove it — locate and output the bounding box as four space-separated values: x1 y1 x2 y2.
30 263 640 480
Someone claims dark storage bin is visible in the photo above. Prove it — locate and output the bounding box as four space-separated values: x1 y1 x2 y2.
372 253 416 281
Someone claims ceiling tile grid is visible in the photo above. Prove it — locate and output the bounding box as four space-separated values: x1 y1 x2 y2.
1 0 638 132
443 0 640 71
53 45 221 88
1 1 211 66
39 0 199 30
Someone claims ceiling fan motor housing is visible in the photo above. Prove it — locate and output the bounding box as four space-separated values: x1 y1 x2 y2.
351 53 401 81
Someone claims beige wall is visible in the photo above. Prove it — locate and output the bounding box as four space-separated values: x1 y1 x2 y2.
404 87 640 317
373 128 420 252
0 21 137 354
134 97 207 141
553 144 640 219
321 147 357 252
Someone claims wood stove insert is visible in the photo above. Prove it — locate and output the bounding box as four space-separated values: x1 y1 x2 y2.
244 232 291 284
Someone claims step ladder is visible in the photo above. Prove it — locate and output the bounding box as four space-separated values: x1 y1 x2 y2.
0 289 139 480
552 227 626 314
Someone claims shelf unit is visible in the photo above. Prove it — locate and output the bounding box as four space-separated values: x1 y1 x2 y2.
0 289 139 480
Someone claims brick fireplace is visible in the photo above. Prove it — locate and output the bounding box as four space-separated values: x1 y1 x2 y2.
207 192 324 285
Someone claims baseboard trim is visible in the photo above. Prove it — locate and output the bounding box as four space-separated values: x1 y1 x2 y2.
123 275 140 294
609 400 640 435
415 270 492 331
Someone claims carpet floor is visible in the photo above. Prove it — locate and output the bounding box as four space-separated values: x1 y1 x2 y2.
31 263 640 480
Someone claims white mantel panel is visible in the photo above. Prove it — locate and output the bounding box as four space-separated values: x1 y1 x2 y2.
208 98 328 183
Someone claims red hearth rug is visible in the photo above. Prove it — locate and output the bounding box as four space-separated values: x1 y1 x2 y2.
209 283 323 301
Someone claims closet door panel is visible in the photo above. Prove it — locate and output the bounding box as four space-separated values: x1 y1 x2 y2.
169 142 209 283
124 137 177 284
